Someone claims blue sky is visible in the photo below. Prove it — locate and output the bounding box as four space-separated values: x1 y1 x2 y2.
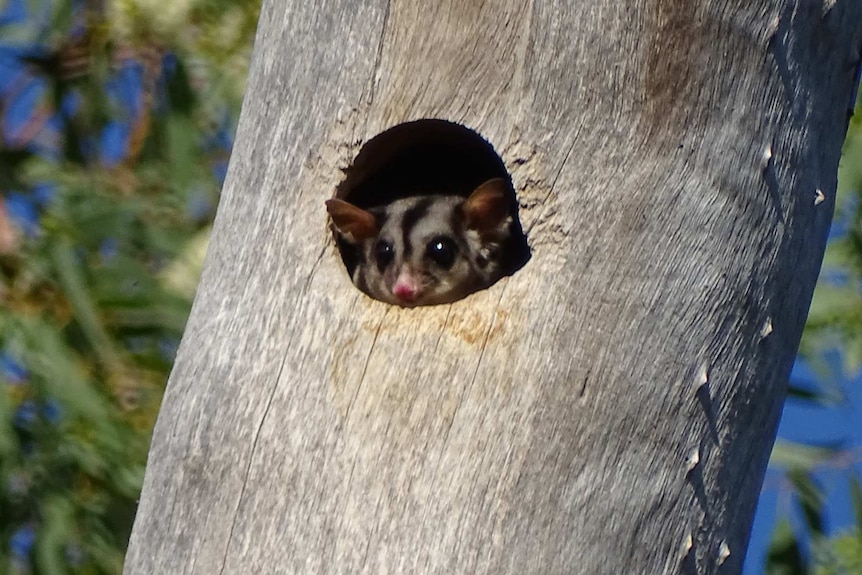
744 358 862 573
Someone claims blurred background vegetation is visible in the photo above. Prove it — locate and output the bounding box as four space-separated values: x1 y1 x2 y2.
0 0 258 572
0 2 860 574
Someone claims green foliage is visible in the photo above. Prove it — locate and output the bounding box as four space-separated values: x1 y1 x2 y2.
767 520 807 575
814 478 862 575
0 1 259 573
813 530 862 575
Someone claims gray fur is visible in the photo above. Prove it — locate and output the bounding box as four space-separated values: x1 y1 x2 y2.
333 194 511 306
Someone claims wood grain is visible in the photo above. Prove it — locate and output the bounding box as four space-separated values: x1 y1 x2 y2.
124 1 862 574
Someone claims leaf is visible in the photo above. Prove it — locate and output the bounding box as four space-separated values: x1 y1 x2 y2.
843 335 862 376
785 383 842 406
164 54 197 115
766 519 807 575
17 316 112 427
850 475 862 529
788 469 825 536
35 496 73 575
807 284 862 328
770 441 841 471
813 530 862 575
0 376 16 459
165 113 203 191
50 238 124 375
158 227 209 297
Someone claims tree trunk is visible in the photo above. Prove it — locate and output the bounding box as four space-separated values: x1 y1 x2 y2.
123 1 862 574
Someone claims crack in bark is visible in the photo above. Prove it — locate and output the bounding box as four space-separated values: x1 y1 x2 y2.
217 353 287 575
432 306 454 353
302 244 329 296
367 0 391 108
524 127 579 236
345 306 389 423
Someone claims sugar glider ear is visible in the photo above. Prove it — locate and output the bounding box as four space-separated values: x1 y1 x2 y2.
463 178 512 235
326 198 378 242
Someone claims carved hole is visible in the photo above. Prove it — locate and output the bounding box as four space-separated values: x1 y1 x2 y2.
329 119 530 306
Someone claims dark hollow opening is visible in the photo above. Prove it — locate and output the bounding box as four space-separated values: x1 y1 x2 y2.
330 118 530 303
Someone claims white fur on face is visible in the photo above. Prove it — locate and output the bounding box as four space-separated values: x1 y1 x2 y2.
339 193 511 307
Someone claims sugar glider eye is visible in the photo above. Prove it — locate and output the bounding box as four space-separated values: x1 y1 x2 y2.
426 236 457 269
374 239 394 272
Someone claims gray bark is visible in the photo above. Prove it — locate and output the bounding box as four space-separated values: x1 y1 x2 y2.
124 1 862 574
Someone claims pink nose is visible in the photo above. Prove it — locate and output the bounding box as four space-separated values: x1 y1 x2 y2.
393 282 417 301
393 271 420 302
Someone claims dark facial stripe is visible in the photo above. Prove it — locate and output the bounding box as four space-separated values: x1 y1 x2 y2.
369 206 389 229
449 202 463 236
400 197 434 257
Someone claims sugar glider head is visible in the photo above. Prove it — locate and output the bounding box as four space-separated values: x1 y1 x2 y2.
326 178 512 307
